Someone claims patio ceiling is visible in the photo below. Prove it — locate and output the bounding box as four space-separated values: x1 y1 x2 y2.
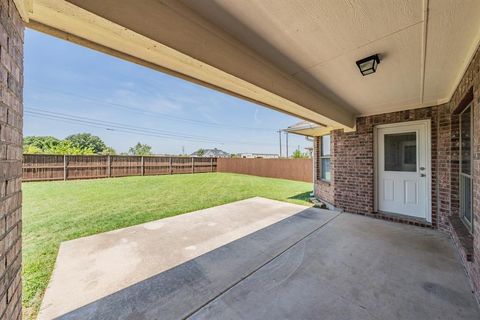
15 0 480 129
183 0 480 116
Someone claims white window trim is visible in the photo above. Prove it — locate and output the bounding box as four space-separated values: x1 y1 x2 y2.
459 103 474 233
319 134 331 182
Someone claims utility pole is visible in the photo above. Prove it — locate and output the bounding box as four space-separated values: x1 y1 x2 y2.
182 146 185 155
277 130 282 157
285 132 289 158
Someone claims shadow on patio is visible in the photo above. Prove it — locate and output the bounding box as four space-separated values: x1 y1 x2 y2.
39 198 479 320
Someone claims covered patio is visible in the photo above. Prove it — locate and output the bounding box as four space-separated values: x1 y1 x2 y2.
39 198 478 320
1 0 480 318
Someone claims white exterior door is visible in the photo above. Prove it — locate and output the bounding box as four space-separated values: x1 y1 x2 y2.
376 121 430 221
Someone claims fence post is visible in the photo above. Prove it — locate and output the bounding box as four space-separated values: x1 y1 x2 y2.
192 157 194 173
169 157 173 174
211 157 214 172
107 155 111 177
141 156 145 176
63 155 67 181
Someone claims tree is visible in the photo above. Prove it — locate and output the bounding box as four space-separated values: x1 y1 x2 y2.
48 140 95 155
23 133 115 155
23 136 60 152
195 148 206 157
65 133 107 154
99 146 116 155
292 149 310 159
23 144 43 154
128 142 152 156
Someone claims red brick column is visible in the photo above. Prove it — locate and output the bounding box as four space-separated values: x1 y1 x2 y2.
436 104 451 230
0 0 23 319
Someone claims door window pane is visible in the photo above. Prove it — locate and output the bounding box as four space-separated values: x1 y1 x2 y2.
384 132 417 172
460 106 471 175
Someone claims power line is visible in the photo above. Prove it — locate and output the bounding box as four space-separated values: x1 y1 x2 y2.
25 108 278 147
26 111 221 144
27 84 278 132
27 108 220 142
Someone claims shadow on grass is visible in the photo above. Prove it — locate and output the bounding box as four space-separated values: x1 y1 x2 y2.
288 191 312 202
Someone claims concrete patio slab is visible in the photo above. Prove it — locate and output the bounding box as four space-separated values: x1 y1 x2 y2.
39 197 479 320
39 197 337 319
191 214 480 320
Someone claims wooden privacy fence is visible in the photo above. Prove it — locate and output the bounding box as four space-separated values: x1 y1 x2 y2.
23 154 217 182
217 158 313 183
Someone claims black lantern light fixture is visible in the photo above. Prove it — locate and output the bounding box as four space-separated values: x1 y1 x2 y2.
356 54 380 76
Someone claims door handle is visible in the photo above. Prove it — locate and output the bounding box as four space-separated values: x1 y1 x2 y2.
420 173 426 177
420 167 425 170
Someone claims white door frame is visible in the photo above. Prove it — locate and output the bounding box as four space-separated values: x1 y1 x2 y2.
373 119 432 222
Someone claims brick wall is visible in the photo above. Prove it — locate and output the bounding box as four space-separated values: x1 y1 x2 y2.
326 107 440 226
0 0 23 319
314 44 480 302
436 104 451 230
448 44 480 302
450 112 460 220
314 107 443 227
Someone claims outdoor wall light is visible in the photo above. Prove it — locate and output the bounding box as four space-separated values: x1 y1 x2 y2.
356 54 380 76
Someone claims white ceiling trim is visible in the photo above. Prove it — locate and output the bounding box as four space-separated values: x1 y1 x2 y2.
419 0 429 104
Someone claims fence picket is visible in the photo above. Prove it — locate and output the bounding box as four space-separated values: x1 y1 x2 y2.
23 155 219 182
216 158 312 182
22 155 311 183
63 155 67 181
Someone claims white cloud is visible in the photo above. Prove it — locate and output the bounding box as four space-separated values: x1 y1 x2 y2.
254 107 261 124
106 87 184 114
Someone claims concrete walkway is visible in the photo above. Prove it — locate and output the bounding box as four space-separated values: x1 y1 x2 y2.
39 197 479 320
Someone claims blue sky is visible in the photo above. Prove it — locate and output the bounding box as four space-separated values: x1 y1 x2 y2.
24 29 311 155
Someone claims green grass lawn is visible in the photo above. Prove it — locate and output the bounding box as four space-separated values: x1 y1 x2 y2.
22 172 311 318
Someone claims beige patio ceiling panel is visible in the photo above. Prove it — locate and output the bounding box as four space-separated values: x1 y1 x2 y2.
300 23 424 116
183 0 480 115
17 0 480 128
21 0 356 130
183 0 423 77
423 0 480 104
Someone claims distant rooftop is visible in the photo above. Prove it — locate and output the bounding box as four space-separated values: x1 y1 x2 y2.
191 148 230 157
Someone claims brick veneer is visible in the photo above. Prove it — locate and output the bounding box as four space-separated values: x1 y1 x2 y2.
316 106 441 226
448 44 480 302
314 44 480 302
0 1 23 319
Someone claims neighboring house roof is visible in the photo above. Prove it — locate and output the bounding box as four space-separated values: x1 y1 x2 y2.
238 152 278 156
238 153 279 158
285 121 329 137
191 148 230 157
